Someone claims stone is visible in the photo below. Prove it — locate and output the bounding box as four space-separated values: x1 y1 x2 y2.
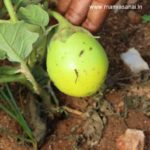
116 129 145 150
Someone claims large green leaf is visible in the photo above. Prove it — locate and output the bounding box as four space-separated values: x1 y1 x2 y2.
18 4 49 28
0 22 39 62
12 0 41 6
0 50 6 60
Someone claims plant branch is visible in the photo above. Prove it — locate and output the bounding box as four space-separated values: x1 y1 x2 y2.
0 19 10 23
48 10 71 28
63 106 84 117
0 74 26 83
4 0 18 23
20 62 57 117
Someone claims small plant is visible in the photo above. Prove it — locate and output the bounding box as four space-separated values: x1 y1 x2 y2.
0 0 57 117
0 0 57 148
142 15 150 23
0 84 37 149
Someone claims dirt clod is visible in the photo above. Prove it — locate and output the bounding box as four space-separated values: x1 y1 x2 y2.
128 10 141 24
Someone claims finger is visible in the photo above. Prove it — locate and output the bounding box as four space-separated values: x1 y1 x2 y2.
57 0 71 14
0 0 3 8
82 0 118 32
65 0 92 25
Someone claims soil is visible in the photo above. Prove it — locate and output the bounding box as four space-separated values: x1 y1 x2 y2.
0 0 150 150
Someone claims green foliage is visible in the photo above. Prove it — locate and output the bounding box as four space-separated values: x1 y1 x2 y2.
0 0 57 96
16 4 50 67
32 65 49 87
0 22 39 62
0 8 7 18
0 84 36 146
0 66 26 83
0 50 6 60
12 0 42 7
142 15 150 23
0 0 58 148
18 4 49 28
0 66 19 75
0 0 56 140
27 32 48 67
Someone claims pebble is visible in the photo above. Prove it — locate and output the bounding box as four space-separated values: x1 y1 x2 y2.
116 129 145 150
120 48 149 73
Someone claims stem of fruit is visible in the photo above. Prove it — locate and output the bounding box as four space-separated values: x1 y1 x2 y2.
49 10 72 29
4 0 18 23
49 10 91 36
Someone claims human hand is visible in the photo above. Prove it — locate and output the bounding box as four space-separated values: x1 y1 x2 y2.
57 0 118 32
0 0 3 8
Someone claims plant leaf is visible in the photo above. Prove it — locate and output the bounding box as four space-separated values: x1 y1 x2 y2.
0 50 6 60
0 74 25 83
32 65 49 87
0 8 6 18
0 22 39 62
142 15 150 23
12 0 29 5
12 0 41 7
0 66 20 75
0 85 35 142
18 4 49 28
27 35 47 67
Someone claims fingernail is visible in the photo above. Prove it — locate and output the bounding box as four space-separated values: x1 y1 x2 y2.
82 19 98 32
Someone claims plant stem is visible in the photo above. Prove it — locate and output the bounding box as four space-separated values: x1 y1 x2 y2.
21 62 40 94
33 142 38 150
0 19 10 23
4 0 18 23
49 10 71 28
0 74 25 83
20 62 57 117
63 106 84 117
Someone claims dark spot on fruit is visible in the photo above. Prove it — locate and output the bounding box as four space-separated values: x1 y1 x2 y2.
89 47 93 51
56 63 58 66
97 71 100 74
83 42 86 44
84 70 86 73
74 69 79 83
79 50 84 57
